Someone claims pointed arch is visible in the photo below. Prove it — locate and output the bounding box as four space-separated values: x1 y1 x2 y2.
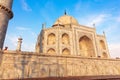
62 48 70 55
47 33 56 45
47 48 55 54
100 40 106 50
102 52 108 58
79 36 95 57
62 33 69 45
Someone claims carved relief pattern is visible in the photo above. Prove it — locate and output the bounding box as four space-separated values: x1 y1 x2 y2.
1 53 120 79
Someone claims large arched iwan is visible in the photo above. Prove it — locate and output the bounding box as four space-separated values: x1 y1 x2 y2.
79 36 95 57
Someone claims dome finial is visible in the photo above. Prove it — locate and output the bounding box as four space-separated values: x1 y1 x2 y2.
93 23 95 27
64 10 67 15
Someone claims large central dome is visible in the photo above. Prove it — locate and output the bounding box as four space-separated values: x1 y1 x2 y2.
54 14 79 26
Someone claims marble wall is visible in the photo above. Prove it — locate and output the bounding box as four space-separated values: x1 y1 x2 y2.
0 51 120 79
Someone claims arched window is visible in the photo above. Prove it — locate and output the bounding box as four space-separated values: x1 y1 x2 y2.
102 52 108 58
47 33 55 45
62 33 69 45
100 40 106 50
79 36 95 57
62 48 70 55
47 48 55 54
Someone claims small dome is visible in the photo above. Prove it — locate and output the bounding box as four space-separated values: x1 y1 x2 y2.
54 15 79 26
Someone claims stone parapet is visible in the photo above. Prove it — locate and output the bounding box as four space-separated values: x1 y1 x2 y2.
0 51 120 79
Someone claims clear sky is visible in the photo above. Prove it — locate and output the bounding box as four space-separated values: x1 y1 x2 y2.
4 0 120 58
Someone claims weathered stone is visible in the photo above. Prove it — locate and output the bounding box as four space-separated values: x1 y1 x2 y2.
0 0 13 49
0 51 120 79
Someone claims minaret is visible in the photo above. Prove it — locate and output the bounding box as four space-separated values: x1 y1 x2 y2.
0 0 13 49
16 37 23 51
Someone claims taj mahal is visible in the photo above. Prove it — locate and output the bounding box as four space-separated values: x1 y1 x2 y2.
0 0 120 79
35 12 110 58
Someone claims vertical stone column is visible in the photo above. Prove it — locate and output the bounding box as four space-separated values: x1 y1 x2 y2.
0 0 13 49
16 37 23 51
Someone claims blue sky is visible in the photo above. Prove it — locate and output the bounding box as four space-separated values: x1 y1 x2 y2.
4 0 120 58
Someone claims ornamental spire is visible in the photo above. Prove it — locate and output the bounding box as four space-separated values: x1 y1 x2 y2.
64 10 67 15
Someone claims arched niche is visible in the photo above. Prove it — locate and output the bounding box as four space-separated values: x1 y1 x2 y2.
100 40 106 50
62 48 70 55
47 33 55 45
62 33 69 45
47 48 55 54
79 36 95 57
102 52 108 58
